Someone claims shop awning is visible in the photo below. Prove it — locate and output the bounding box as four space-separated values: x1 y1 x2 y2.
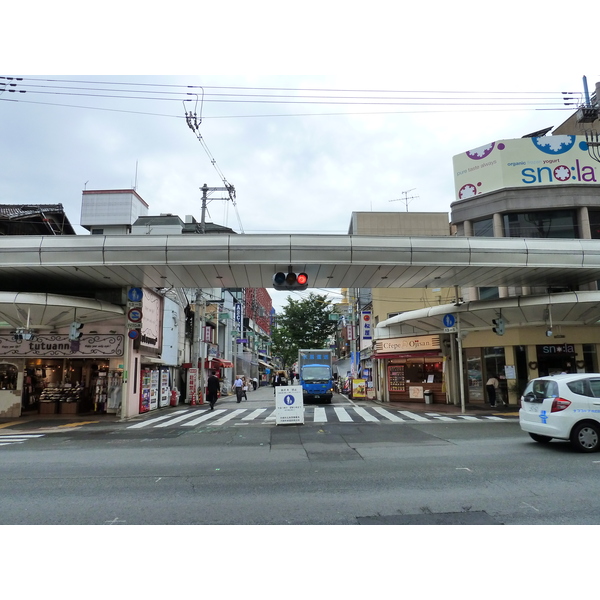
258 359 274 369
141 355 165 364
207 358 234 368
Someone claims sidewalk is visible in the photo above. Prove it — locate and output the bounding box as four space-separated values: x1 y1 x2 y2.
1 382 519 428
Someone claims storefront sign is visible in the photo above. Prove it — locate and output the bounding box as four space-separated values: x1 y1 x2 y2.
453 135 599 201
187 367 198 404
375 335 440 354
361 311 372 340
352 379 366 398
0 334 124 357
140 289 163 350
537 343 575 354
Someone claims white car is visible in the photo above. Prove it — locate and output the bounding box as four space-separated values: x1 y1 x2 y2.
519 373 600 453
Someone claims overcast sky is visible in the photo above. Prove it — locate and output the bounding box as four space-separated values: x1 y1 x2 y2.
3 2 600 312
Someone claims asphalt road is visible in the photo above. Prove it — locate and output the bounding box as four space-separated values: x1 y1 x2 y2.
1 399 599 524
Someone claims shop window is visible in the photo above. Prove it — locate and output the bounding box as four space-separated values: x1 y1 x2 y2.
388 364 406 392
583 344 597 372
0 363 18 390
484 346 507 401
503 210 578 239
479 287 499 300
472 218 494 237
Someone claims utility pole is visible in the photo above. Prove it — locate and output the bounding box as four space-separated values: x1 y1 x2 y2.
199 183 236 234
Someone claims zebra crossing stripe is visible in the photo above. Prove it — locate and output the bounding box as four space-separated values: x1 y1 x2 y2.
431 416 456 422
128 409 192 429
456 415 480 422
181 409 226 427
372 407 405 422
242 409 268 421
313 407 327 422
265 409 277 421
333 407 354 422
398 410 430 422
353 407 379 422
207 409 247 426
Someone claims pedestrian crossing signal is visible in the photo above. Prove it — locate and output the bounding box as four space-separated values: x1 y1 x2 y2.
69 321 84 341
492 317 505 336
272 271 309 291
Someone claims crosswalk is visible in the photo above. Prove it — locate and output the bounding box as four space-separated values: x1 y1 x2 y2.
0 433 45 447
127 406 513 429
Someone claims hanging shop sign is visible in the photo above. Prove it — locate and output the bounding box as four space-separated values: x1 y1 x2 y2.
361 311 372 340
0 334 124 357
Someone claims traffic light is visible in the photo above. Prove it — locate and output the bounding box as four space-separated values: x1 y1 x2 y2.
492 317 505 336
272 271 309 291
69 321 84 341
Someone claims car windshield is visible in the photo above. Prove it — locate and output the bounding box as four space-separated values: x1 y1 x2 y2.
523 379 559 399
302 366 330 381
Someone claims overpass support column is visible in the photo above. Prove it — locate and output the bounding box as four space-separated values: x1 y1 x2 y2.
493 213 509 298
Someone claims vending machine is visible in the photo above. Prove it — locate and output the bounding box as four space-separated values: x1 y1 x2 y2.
159 367 170 408
149 369 159 410
140 368 152 413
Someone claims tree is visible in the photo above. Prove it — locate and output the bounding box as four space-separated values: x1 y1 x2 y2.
271 293 338 368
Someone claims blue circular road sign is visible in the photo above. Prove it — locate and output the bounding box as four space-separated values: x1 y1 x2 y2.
443 313 456 328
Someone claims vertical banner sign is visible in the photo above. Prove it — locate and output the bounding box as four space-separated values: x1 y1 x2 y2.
235 303 242 333
347 324 354 341
186 368 198 404
361 311 372 340
275 385 304 425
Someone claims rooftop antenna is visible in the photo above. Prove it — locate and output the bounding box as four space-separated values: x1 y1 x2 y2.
389 188 419 212
133 160 138 190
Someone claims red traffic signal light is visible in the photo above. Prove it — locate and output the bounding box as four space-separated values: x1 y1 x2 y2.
272 271 309 291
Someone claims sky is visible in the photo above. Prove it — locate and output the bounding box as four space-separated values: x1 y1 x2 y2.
2 2 600 315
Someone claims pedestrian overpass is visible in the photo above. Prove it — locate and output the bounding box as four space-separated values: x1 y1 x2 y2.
2 234 600 294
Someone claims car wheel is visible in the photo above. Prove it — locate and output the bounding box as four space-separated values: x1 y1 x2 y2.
529 433 552 444
570 422 600 453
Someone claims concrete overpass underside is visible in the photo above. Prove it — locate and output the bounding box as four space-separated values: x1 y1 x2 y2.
2 234 600 294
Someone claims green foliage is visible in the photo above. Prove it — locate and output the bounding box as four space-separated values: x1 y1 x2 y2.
271 293 337 368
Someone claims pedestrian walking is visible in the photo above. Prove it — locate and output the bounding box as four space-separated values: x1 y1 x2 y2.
486 375 500 408
206 370 220 411
233 375 244 403
272 372 282 395
252 377 258 391
242 376 249 401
